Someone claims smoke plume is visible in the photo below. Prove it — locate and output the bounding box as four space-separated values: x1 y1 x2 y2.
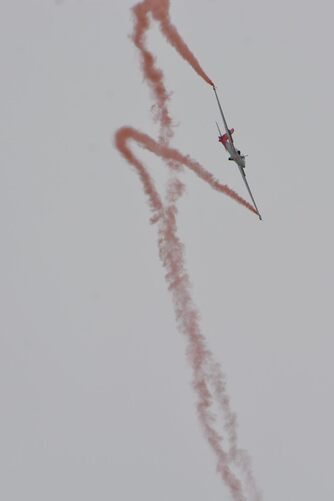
115 1 262 499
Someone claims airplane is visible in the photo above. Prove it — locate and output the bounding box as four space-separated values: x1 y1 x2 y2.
213 85 262 221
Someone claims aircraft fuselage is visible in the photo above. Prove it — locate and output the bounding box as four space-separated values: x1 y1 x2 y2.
224 141 246 170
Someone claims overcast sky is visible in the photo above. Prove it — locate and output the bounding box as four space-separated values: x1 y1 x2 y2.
1 1 334 500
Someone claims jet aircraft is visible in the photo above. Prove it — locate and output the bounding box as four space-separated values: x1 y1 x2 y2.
213 85 262 220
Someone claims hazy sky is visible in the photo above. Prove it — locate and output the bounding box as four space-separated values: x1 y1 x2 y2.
1 1 334 500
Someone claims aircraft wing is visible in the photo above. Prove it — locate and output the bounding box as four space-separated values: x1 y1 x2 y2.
213 86 234 146
237 165 262 220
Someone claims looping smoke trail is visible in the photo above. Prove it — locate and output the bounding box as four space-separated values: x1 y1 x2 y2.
133 0 214 87
116 127 258 216
115 1 262 499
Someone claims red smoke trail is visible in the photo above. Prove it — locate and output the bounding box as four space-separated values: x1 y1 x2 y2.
115 1 262 500
133 0 214 87
116 127 258 216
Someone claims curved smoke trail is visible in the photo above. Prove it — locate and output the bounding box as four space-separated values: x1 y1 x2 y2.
115 1 261 499
116 127 257 216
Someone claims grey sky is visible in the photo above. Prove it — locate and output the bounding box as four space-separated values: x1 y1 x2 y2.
1 1 334 500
